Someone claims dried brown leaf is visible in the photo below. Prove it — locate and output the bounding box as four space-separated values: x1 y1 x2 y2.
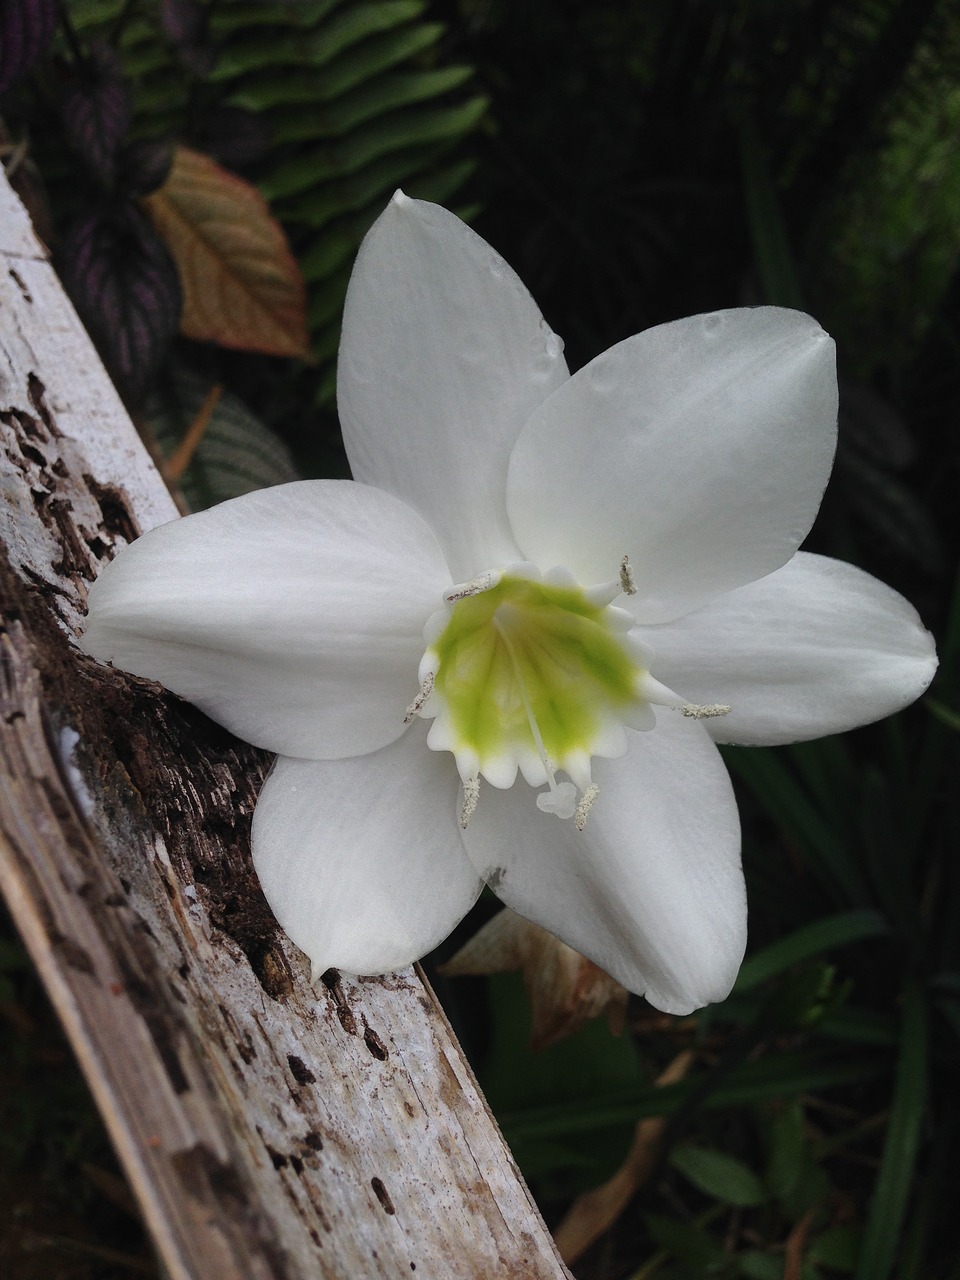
143 145 309 359
552 1051 696 1264
442 909 628 1050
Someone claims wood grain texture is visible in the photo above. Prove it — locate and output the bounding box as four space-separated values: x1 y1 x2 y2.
0 167 570 1280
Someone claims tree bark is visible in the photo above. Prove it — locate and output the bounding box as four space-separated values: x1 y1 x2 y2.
0 168 571 1280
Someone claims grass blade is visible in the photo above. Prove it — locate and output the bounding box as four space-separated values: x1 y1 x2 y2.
854 981 928 1280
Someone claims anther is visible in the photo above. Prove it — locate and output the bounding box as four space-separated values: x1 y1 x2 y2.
460 777 480 828
619 555 638 596
403 671 435 723
681 703 732 720
445 571 500 602
574 783 600 831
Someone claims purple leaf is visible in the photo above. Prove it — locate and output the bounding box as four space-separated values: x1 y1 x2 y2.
60 43 132 186
120 138 173 197
0 0 57 94
159 0 215 75
159 0 205 46
59 203 183 401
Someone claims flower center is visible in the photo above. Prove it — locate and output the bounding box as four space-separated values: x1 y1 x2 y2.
409 563 664 828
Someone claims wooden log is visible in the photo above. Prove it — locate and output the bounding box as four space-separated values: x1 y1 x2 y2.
0 168 571 1280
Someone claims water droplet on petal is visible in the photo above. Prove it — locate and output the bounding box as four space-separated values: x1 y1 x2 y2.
545 332 564 359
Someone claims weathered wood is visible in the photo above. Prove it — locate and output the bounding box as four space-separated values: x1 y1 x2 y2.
0 168 571 1280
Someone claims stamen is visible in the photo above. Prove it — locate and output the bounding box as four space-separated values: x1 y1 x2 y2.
638 674 732 722
681 703 732 720
445 571 500 602
403 670 435 723
585 556 638 607
619 555 638 595
574 783 600 831
460 777 480 828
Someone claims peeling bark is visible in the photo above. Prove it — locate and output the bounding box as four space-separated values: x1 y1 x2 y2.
0 170 570 1280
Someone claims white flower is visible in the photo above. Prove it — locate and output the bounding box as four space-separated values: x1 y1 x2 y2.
80 192 938 1015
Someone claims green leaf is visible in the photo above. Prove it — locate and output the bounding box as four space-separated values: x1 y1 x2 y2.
300 0 428 67
231 65 473 131
814 1005 896 1046
643 1212 726 1267
501 1045 888 1148
810 1225 862 1272
308 22 448 101
261 96 486 195
764 1101 805 1201
481 972 642 1116
300 229 359 283
210 1 341 32
926 698 960 733
739 115 806 310
478 971 639 1194
279 144 454 229
208 3 428 80
669 1144 766 1207
854 983 928 1280
146 368 300 511
307 264 355 328
734 911 889 993
738 1253 785 1280
0 937 30 971
405 159 479 205
724 746 871 904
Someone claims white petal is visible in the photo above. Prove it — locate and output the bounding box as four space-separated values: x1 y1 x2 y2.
251 723 483 974
80 480 450 759
460 716 745 1014
338 192 569 580
508 307 838 622
642 552 938 746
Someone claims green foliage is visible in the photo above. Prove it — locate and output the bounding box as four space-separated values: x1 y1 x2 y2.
480 972 641 1198
146 367 300 511
809 31 960 376
670 1145 766 1208
63 0 486 406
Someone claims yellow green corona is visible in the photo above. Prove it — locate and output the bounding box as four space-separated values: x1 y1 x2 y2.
428 572 643 775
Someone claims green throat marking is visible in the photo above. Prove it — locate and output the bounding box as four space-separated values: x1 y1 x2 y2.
430 573 643 768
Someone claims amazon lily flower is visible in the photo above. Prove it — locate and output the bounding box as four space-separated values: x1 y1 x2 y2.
80 193 937 1015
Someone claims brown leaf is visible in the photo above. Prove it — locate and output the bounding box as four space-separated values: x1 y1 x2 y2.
143 145 310 359
552 1050 696 1265
441 909 629 1050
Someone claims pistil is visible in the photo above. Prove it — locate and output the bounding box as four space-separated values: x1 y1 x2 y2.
493 606 578 820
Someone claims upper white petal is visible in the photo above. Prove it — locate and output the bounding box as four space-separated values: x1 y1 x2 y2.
80 480 451 760
507 307 838 622
252 723 483 975
460 716 746 1014
642 552 938 746
338 192 569 580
